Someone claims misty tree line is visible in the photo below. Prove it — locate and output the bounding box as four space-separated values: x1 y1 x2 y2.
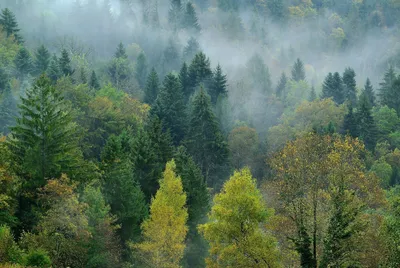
1 0 400 267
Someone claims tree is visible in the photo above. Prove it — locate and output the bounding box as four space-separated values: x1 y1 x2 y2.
114 42 127 59
276 72 287 99
89 70 101 90
188 52 213 89
379 66 397 111
268 0 287 22
0 87 17 135
356 93 378 150
151 73 187 144
342 67 357 106
168 0 183 31
14 47 33 80
133 160 188 268
183 37 200 62
0 67 9 94
0 8 22 43
246 54 272 94
383 186 400 267
321 72 344 104
182 2 201 34
59 49 74 77
199 168 281 268
144 68 159 105
135 52 148 89
179 62 191 101
47 54 61 83
34 45 50 75
291 58 306 82
383 76 400 116
186 89 228 187
342 105 358 137
363 78 375 106
309 86 317 101
209 63 228 104
162 38 181 74
217 0 239 11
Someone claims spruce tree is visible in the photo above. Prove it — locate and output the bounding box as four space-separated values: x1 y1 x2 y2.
162 38 181 74
179 62 191 101
356 93 378 150
151 73 187 144
276 71 287 99
209 63 228 104
342 67 357 106
34 45 50 75
14 47 33 80
114 42 127 59
246 54 272 95
363 78 375 106
291 58 306 82
379 65 396 108
182 2 201 34
309 86 317 101
0 87 17 135
0 67 9 94
188 52 213 89
59 49 74 77
48 54 61 83
0 8 22 43
342 105 358 137
79 67 87 84
321 72 345 104
89 70 101 90
144 68 160 105
186 88 228 187
135 52 148 89
382 75 400 116
168 0 183 31
183 37 200 62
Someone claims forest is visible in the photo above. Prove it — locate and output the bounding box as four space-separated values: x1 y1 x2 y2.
0 0 400 267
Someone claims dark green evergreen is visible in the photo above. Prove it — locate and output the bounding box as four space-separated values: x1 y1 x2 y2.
89 70 101 90
356 92 378 150
48 54 61 83
182 2 201 34
0 67 9 93
151 73 187 144
321 72 344 104
59 49 74 77
183 37 201 62
378 65 396 108
381 73 400 116
363 78 375 107
291 58 306 82
34 45 50 75
342 105 358 137
309 86 317 101
247 54 272 94
0 8 22 43
342 67 357 106
209 63 228 104
276 72 287 99
168 0 182 30
135 52 148 89
162 38 181 74
144 68 160 105
14 47 33 80
188 52 213 89
0 87 17 135
114 42 128 59
291 207 315 268
179 62 191 101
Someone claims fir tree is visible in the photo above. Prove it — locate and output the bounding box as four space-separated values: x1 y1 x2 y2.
379 65 396 108
48 54 61 83
144 68 160 105
342 105 358 137
79 67 87 84
309 86 317 101
291 58 306 82
0 87 17 135
363 78 375 107
246 54 272 95
188 52 213 90
186 88 228 187
268 0 286 22
89 70 101 90
321 72 345 104
135 52 148 89
342 67 357 106
356 93 378 150
59 49 74 77
382 74 400 115
179 62 191 101
162 38 181 74
114 42 127 59
0 8 22 43
14 47 33 80
168 0 183 31
276 71 287 99
34 45 50 75
209 63 228 104
182 2 201 34
0 68 9 94
183 37 201 62
151 73 187 144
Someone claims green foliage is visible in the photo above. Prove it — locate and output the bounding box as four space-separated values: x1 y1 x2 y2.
0 225 25 265
363 78 375 106
209 63 228 104
0 87 17 135
379 66 400 115
357 93 378 150
183 37 200 62
309 86 317 101
114 42 127 59
47 54 61 83
371 157 393 188
25 249 52 268
188 51 212 90
291 58 306 82
0 8 22 43
168 0 183 31
144 67 159 105
321 72 344 104
276 72 287 99
34 45 50 76
246 53 272 94
383 186 400 267
135 52 148 89
89 70 101 90
14 47 33 80
342 67 357 106
59 49 74 77
182 2 201 34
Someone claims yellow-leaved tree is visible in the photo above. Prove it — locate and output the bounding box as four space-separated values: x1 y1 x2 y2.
133 160 188 268
198 168 282 268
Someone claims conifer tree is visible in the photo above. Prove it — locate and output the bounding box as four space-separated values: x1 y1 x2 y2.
162 38 181 73
59 49 74 77
134 160 188 267
0 67 9 94
209 63 228 104
363 78 375 106
356 93 378 150
342 67 357 106
188 52 213 89
186 88 228 187
144 68 160 105
79 67 87 84
168 0 183 31
48 54 61 83
0 8 22 43
34 45 50 75
246 54 272 94
379 65 396 108
89 70 101 90
342 105 358 137
382 75 400 115
291 58 306 82
179 62 191 101
309 86 317 101
114 42 127 59
199 168 281 267
182 2 201 34
183 37 200 62
135 52 148 89
276 71 287 99
14 47 33 80
0 87 17 135
321 72 345 104
151 73 187 144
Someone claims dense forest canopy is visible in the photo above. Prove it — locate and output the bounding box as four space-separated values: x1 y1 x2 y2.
1 0 400 267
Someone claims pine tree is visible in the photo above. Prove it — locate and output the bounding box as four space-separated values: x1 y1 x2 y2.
198 168 281 267
59 49 74 77
144 68 160 105
9 74 79 187
0 8 22 43
48 54 61 83
209 63 228 104
342 105 358 137
151 73 187 144
309 86 317 101
114 42 127 59
276 71 287 99
34 45 50 75
356 93 378 150
379 65 396 108
321 72 345 104
179 62 191 101
363 78 375 106
14 47 33 80
382 74 400 116
291 58 306 82
186 88 228 187
89 70 101 90
183 37 200 62
168 0 183 31
188 52 213 89
342 67 357 106
135 52 148 89
182 2 201 34
133 160 188 267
